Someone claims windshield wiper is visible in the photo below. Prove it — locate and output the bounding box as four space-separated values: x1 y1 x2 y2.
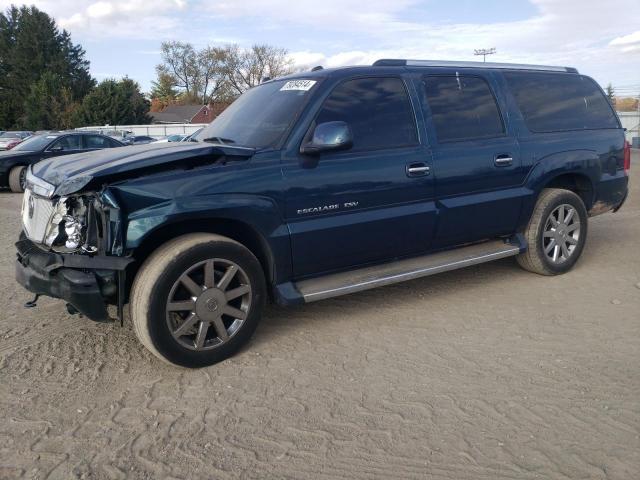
202 136 236 145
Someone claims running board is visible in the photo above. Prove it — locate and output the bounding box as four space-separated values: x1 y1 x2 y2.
295 239 523 303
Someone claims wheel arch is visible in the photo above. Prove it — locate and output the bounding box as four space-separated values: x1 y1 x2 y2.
541 172 595 210
127 217 277 298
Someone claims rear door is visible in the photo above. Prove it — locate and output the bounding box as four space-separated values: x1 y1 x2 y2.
420 72 528 247
83 134 117 151
282 76 437 278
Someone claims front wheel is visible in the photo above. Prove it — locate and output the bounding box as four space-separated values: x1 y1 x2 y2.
131 233 266 368
516 188 588 275
8 166 26 193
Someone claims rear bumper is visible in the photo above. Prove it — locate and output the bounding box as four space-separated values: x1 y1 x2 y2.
613 188 628 212
15 238 132 322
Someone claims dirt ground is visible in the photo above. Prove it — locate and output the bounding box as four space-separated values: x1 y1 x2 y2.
1 153 638 480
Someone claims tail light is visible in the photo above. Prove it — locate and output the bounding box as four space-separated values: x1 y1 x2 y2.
623 140 631 174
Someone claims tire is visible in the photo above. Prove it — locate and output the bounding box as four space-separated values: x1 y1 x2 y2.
8 166 26 193
130 233 266 368
516 188 588 275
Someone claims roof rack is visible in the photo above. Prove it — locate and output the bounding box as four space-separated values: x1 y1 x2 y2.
373 59 578 73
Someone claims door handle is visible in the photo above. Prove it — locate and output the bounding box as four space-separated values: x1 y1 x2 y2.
406 163 430 177
494 154 513 167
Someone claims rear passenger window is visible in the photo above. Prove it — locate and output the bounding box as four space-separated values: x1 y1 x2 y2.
424 75 504 143
315 77 417 151
503 72 619 132
85 135 111 149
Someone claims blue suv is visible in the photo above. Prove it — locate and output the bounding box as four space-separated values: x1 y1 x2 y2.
15 59 630 367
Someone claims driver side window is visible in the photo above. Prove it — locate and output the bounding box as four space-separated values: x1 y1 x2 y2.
50 135 81 151
315 77 418 151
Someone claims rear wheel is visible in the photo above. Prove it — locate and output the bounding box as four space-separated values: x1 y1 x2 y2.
8 166 26 193
516 188 588 275
131 233 266 368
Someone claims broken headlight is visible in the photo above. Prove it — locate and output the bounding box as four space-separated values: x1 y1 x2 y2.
43 195 98 253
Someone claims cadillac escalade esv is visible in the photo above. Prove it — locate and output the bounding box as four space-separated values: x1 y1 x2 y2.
15 60 630 367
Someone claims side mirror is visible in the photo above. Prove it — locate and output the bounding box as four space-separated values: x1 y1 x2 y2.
50 145 63 152
300 121 353 155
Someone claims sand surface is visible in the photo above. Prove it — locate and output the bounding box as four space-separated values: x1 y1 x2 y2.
1 152 638 479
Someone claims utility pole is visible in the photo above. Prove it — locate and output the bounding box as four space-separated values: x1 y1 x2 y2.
474 48 496 62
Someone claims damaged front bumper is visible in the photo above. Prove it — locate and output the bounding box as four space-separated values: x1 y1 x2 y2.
15 238 133 322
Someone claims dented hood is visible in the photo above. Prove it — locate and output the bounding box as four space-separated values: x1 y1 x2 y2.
31 142 255 195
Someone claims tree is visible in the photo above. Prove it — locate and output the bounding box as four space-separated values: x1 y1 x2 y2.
22 72 78 130
605 83 616 107
221 44 294 96
155 41 227 104
75 78 151 126
0 5 93 128
150 71 178 101
197 46 226 104
150 71 179 111
156 41 199 99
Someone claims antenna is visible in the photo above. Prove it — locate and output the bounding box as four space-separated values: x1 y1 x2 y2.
474 48 497 62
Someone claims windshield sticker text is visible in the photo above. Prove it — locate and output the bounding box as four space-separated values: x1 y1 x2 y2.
280 80 317 92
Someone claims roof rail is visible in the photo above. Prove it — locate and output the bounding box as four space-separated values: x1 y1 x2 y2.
373 59 578 73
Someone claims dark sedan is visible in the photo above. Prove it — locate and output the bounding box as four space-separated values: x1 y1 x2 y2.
121 135 156 145
0 132 124 192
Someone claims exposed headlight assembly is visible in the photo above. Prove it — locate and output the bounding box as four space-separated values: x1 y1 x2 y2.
43 195 97 253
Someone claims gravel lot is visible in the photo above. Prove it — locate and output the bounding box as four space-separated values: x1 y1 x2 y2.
1 152 638 480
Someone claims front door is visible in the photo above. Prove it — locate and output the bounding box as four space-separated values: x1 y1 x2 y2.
282 76 437 278
44 134 85 158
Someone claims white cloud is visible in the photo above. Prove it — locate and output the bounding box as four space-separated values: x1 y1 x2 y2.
1 0 638 86
0 0 188 38
284 0 640 87
609 30 640 53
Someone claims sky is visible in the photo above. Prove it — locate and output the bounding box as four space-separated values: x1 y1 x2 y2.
2 0 639 96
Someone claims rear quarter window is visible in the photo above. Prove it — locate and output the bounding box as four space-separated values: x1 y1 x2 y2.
503 72 619 132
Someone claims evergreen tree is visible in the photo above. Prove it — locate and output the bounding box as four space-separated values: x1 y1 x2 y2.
605 83 616 107
22 72 78 130
150 71 179 102
0 5 93 128
75 78 151 126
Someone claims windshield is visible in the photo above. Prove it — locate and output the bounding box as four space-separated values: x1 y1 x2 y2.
0 132 24 139
194 78 319 149
12 134 57 151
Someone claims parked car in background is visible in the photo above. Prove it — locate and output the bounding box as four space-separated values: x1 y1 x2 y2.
0 132 123 192
121 135 156 145
14 60 629 367
153 134 188 143
0 131 33 151
182 127 204 142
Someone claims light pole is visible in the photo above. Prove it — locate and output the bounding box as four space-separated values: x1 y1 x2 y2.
474 48 497 62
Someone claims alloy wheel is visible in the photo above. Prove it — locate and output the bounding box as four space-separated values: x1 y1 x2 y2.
165 258 252 351
542 204 581 264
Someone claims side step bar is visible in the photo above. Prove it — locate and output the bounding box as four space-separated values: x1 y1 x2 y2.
294 239 524 303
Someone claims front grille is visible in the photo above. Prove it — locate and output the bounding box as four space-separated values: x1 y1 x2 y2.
21 188 56 244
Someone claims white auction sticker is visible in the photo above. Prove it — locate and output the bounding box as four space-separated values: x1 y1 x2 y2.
280 80 317 91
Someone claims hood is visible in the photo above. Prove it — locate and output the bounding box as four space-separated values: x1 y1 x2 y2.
0 150 36 161
31 142 255 196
